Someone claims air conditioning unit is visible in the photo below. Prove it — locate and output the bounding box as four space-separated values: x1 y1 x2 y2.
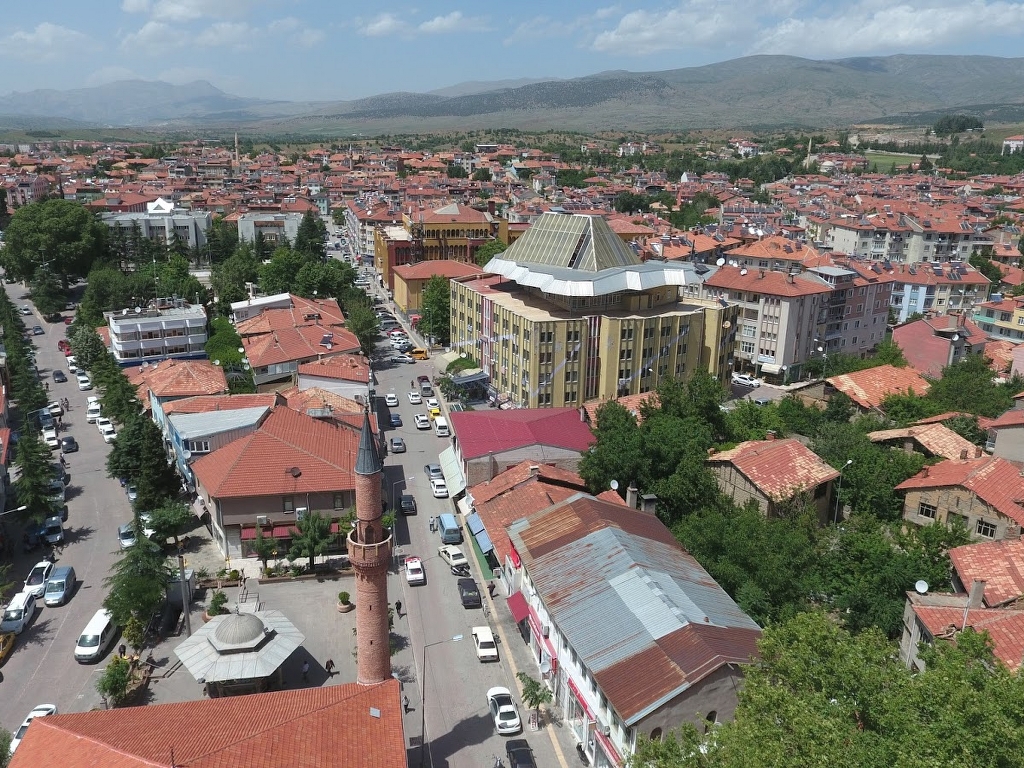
602 725 611 737
295 507 308 521
542 624 550 638
256 515 270 526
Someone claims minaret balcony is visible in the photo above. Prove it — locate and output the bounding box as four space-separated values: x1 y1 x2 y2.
346 530 393 569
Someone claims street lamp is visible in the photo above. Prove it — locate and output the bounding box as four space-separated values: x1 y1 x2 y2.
834 459 853 524
815 339 829 381
420 634 463 768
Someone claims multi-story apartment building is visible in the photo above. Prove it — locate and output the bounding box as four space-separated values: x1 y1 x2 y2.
888 262 991 323
811 261 894 358
237 212 302 247
695 266 829 381
106 299 208 365
101 197 212 250
451 213 737 409
977 294 1024 342
343 198 404 261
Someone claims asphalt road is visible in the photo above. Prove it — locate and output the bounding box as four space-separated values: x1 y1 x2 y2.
1 284 134 731
371 332 536 767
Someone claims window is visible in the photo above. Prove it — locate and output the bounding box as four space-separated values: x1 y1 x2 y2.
283 496 295 513
333 493 345 509
619 349 632 360
620 327 633 340
187 439 211 454
918 502 937 519
741 341 755 354
976 520 997 538
650 728 663 742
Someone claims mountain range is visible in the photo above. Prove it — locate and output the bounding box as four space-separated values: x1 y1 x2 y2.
3 54 1024 134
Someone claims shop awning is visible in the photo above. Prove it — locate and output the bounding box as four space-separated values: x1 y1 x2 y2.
439 446 467 496
451 368 489 386
759 363 783 374
272 525 295 539
507 591 530 623
465 512 494 555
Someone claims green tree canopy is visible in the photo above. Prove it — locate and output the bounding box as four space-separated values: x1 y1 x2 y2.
103 535 171 629
293 209 327 260
14 430 60 522
288 511 336 571
258 246 307 296
420 274 451 346
293 259 354 299
344 303 380 357
473 239 507 267
29 264 66 317
0 198 106 285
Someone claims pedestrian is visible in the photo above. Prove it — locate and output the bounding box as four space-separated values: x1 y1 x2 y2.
429 516 436 533
301 660 309 681
119 644 127 658
57 415 62 426
45 382 49 391
403 694 411 713
395 600 402 617
325 658 336 677
488 581 496 598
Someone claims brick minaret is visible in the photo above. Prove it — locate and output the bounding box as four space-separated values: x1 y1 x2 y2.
348 411 392 685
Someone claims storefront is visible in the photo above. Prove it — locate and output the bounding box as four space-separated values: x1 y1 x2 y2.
564 676 596 751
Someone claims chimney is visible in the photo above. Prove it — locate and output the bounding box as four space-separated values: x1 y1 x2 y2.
968 578 987 609
641 494 658 515
529 464 539 476
960 449 969 460
766 430 776 441
975 446 983 458
787 273 795 284
625 482 639 510
921 466 929 478
1006 522 1022 541
707 447 717 457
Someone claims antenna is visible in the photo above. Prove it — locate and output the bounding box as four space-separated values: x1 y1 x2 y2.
915 580 929 595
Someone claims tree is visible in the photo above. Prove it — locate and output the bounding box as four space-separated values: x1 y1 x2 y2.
293 259 354 299
446 164 468 178
473 239 507 267
96 655 134 707
927 353 1016 418
420 275 451 345
516 672 553 718
156 253 205 302
107 415 180 507
103 536 171 630
579 401 644 496
211 243 259 311
251 525 281 575
472 168 492 182
69 326 112 372
294 209 327 261
614 191 650 213
344 303 380 357
258 246 307 295
288 510 335 571
29 263 66 317
970 251 1003 284
0 728 12 767
0 198 106 286
14 430 60 521
873 337 907 367
146 500 193 548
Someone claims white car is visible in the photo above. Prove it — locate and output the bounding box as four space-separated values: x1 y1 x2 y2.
23 561 54 598
472 626 499 662
405 556 425 586
384 393 399 407
426 398 440 409
66 356 78 374
86 397 102 423
96 416 112 433
42 427 59 450
10 704 58 756
99 422 117 443
414 413 431 430
47 401 64 417
486 687 522 735
731 372 762 388
438 545 468 569
77 373 92 390
430 478 449 498
408 391 422 404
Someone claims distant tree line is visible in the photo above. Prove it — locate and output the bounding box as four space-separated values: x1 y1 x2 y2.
933 113 984 137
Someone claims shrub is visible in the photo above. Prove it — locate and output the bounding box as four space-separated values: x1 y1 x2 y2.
338 591 350 604
208 590 228 616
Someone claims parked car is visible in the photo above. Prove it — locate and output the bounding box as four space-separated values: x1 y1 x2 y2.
438 545 468 569
506 740 537 768
414 413 430 429
389 437 406 453
99 422 117 443
408 391 422 404
60 436 78 453
389 413 402 427
76 374 92 391
1 592 38 635
19 306 32 315
457 578 482 608
96 417 113 434
472 625 499 662
391 354 414 364
430 478 449 498
117 522 137 550
42 427 59 450
32 325 44 335
486 687 522 735
384 392 399 407
405 556 425 586
400 494 417 515
126 484 138 502
424 463 443 480
24 561 55 598
9 704 57 756
52 370 67 383
426 398 440 409
66 356 78 373
41 516 64 546
86 399 102 423
731 372 762 388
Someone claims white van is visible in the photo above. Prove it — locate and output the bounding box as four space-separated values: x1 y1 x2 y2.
433 417 450 437
1 592 37 634
75 609 117 663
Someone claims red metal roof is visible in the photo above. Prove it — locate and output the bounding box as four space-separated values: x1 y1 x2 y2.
448 408 594 460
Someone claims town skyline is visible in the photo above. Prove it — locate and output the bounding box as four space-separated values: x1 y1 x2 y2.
3 1 1024 101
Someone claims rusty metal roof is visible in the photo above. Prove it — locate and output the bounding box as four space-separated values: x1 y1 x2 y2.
508 494 761 724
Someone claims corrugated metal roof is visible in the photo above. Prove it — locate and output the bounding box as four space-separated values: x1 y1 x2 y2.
509 495 761 723
485 257 702 298
494 212 640 272
169 406 269 440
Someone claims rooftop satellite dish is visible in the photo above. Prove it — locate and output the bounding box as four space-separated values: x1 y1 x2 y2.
610 479 619 491
729 260 739 267
182 449 192 460
122 308 129 315
134 306 142 314
460 352 467 358
716 258 726 267
540 660 552 675
915 580 929 595
756 228 764 237
722 320 732 329
740 268 748 276
952 334 960 342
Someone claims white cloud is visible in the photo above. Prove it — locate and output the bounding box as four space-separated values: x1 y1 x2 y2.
358 12 411 37
750 0 1024 57
504 15 586 45
119 20 189 52
269 16 325 47
418 11 489 34
592 3 740 54
2 22 92 60
121 0 151 12
158 65 217 84
195 21 257 49
87 66 140 85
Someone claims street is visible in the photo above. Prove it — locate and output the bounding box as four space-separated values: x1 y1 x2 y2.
1 282 133 731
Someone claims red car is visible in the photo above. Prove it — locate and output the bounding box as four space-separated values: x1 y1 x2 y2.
63 316 75 325
57 339 71 353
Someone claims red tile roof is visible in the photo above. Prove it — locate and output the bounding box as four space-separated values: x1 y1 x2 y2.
162 393 284 415
866 423 980 461
705 264 832 297
191 405 359 499
827 364 931 410
912 604 1024 671
243 325 360 368
950 538 1024 607
448 408 595 460
9 680 405 768
392 259 484 281
235 297 345 337
988 409 1024 429
126 359 229 399
707 438 839 501
297 354 370 383
896 456 1024 526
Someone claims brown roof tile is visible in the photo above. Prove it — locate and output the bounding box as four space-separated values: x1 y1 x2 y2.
950 538 1024 606
896 456 1024 526
126 359 229 399
708 438 839 501
827 364 931 409
297 354 370 383
866 423 980 461
10 680 405 768
162 393 283 415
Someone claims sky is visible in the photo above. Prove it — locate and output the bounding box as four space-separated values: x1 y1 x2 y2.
3 0 1024 102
